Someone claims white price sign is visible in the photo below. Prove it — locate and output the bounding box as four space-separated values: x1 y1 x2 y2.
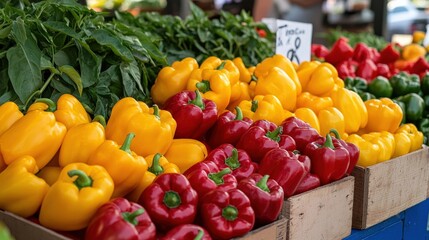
275 20 312 64
424 24 429 47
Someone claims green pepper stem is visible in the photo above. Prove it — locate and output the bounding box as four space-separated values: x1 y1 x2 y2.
163 191 181 208
194 229 204 240
225 148 240 170
251 100 258 112
189 90 205 110
217 61 226 70
148 153 164 176
34 98 57 112
82 102 94 115
122 208 145 226
222 205 238 221
152 104 160 120
256 175 271 193
234 106 243 120
329 129 341 140
120 133 135 154
251 75 258 82
92 115 106 128
196 80 211 93
208 168 232 185
266 126 283 142
68 169 93 190
323 133 335 149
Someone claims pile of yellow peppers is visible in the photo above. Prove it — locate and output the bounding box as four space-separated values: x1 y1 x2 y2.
0 94 207 231
151 54 423 167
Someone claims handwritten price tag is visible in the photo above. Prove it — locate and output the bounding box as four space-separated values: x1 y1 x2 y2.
275 20 312 64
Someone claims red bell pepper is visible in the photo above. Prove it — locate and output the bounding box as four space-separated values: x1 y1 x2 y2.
85 198 156 240
294 173 321 195
163 90 217 140
200 188 255 239
238 174 284 225
311 44 329 59
160 224 212 240
139 173 198 231
329 129 359 175
206 106 253 149
204 143 256 181
356 59 378 82
335 60 357 79
185 165 237 198
304 132 350 185
236 120 296 163
377 63 391 79
325 37 354 65
281 117 321 152
409 57 429 76
258 148 308 198
379 43 401 64
353 43 373 62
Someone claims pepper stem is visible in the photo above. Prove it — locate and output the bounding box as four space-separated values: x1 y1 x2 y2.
152 104 160 120
234 106 243 120
189 90 205 110
225 148 240 170
217 61 226 70
68 169 93 190
34 98 57 112
194 229 204 240
92 115 106 128
196 80 211 93
266 126 283 142
323 133 335 149
163 191 181 208
257 175 271 193
120 133 135 154
329 128 341 139
222 205 238 221
251 100 258 112
208 168 232 185
122 208 145 226
148 153 164 176
251 75 258 82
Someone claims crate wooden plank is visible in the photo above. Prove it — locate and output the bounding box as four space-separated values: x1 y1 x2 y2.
283 176 354 240
238 216 287 240
352 147 429 229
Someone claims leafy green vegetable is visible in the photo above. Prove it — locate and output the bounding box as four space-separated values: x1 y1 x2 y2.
322 28 388 51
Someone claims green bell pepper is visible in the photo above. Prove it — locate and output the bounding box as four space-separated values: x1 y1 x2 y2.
395 93 425 123
358 91 376 102
390 72 421 97
344 77 368 93
368 76 393 98
393 99 407 124
421 72 429 95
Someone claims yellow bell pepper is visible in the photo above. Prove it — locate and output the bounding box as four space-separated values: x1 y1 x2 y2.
392 132 412 158
238 95 288 126
151 57 199 106
346 134 380 167
364 98 403 133
88 133 148 198
413 31 426 44
127 153 180 202
297 61 320 89
0 101 23 136
39 163 114 231
395 123 424 152
226 81 252 111
254 54 301 95
232 57 254 83
294 108 320 133
361 131 395 163
164 138 208 173
318 107 345 137
250 67 297 111
106 98 176 157
299 62 340 96
296 92 333 114
37 166 62 186
54 94 91 130
0 99 67 169
0 156 49 217
59 115 105 167
187 68 231 113
330 88 368 133
402 44 426 62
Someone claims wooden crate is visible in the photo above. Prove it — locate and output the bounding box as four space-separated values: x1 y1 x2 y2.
282 176 355 240
237 216 287 240
352 147 429 229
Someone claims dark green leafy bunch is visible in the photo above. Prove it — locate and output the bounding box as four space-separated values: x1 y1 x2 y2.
0 0 167 118
115 2 275 66
322 28 388 51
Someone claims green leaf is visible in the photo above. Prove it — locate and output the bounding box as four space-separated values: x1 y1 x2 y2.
59 65 83 95
76 41 101 88
43 21 80 39
41 54 59 74
11 19 27 44
0 25 11 39
91 28 134 62
54 50 74 66
120 62 137 96
0 91 13 104
0 68 9 94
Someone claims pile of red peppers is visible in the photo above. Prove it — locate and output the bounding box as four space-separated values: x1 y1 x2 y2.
83 91 359 239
